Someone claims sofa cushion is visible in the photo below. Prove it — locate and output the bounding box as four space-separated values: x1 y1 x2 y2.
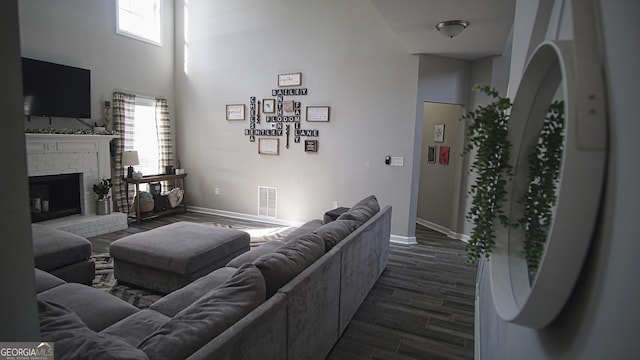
32 224 92 271
281 219 323 242
226 240 285 268
38 283 139 332
138 264 266 360
149 266 237 317
100 309 170 348
253 233 325 298
38 300 148 360
35 268 65 293
313 219 361 252
337 195 380 224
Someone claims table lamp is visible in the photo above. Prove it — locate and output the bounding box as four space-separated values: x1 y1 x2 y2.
122 150 140 178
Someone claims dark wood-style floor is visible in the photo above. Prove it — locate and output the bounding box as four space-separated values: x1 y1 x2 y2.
87 212 477 360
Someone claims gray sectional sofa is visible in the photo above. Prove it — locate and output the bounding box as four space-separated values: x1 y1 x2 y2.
36 195 392 360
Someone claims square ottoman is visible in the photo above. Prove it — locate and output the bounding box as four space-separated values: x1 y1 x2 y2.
32 224 95 285
109 222 250 293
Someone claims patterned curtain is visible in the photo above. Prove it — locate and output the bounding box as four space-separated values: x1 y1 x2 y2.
155 98 174 175
112 92 136 213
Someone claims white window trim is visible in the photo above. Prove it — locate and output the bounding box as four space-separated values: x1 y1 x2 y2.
116 0 163 47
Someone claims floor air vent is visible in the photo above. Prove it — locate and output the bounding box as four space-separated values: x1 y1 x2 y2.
258 186 277 217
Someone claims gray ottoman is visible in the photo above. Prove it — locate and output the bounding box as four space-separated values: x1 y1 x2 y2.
109 222 250 293
32 224 95 285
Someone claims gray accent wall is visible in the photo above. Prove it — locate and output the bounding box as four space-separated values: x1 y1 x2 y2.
173 0 419 237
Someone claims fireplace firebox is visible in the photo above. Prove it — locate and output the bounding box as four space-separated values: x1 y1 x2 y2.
29 173 82 223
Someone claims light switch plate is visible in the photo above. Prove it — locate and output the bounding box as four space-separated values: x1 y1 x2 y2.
390 156 404 167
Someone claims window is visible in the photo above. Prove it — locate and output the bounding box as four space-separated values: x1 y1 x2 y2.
116 0 162 46
127 97 159 176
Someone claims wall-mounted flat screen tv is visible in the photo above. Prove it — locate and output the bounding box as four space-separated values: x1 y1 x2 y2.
21 57 91 119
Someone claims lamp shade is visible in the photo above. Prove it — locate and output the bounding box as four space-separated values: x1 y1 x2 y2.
436 20 469 38
122 150 140 166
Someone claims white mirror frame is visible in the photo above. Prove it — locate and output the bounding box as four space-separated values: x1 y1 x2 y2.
489 38 607 329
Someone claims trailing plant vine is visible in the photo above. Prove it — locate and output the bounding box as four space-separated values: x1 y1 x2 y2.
462 85 513 263
518 100 565 277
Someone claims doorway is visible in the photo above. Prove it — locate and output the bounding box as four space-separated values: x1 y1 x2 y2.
416 102 467 237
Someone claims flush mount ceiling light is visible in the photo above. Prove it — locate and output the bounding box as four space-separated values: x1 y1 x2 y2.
436 20 469 38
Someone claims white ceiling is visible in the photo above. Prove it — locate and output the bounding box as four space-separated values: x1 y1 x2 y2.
371 0 516 60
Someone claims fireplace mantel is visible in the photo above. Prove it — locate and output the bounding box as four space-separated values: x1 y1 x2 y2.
24 133 127 237
25 133 115 180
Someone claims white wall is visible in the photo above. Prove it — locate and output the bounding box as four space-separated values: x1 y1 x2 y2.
19 0 175 134
174 0 419 236
477 0 640 358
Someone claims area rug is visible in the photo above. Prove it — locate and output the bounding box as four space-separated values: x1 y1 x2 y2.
91 224 293 309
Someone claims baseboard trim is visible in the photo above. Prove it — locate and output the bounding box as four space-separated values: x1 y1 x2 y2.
190 206 413 245
416 218 470 243
390 235 417 245
188 206 304 227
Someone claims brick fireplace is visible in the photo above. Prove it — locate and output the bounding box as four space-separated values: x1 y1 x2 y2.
25 133 127 237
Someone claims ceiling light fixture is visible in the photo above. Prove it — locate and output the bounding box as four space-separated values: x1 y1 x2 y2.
436 20 469 38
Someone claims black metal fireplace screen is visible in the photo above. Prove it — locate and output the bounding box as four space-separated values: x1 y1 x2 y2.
28 173 81 223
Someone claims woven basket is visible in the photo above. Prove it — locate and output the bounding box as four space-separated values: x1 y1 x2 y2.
134 196 154 213
139 202 154 213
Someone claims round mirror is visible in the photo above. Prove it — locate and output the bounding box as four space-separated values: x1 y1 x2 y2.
489 40 606 329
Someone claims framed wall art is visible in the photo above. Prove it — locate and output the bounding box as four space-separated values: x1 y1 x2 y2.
277 72 302 87
226 104 245 120
427 146 436 163
258 138 279 155
439 146 450 165
305 140 318 153
434 124 445 142
262 99 275 114
306 106 330 122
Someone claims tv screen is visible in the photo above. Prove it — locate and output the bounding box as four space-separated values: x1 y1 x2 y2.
21 57 91 119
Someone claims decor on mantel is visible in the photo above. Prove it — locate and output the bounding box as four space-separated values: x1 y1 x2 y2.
93 178 113 215
25 128 118 135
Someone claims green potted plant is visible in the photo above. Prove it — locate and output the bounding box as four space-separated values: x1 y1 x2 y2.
462 85 513 264
93 178 113 215
462 85 566 279
174 159 185 175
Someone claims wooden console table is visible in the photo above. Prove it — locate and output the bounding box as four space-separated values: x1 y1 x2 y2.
124 173 187 224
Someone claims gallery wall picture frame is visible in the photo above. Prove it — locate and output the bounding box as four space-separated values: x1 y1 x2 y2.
277 72 302 87
427 146 436 163
283 100 294 113
263 99 275 114
434 124 445 142
226 104 245 120
306 106 330 122
305 140 318 153
258 138 279 155
439 146 450 165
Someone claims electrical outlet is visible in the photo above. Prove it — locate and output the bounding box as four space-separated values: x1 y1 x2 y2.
214 187 220 195
390 156 404 167
332 201 338 209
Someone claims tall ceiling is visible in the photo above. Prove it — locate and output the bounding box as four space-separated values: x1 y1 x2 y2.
371 0 516 60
